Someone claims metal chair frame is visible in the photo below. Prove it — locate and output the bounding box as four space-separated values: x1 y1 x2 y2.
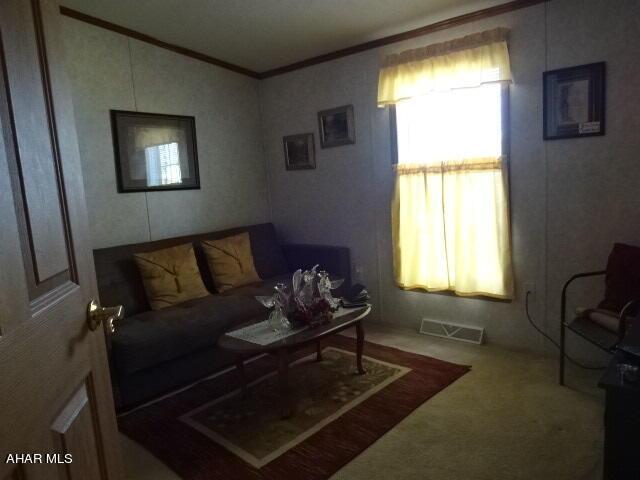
559 270 638 385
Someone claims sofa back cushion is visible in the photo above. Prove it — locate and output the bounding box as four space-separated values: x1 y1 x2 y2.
93 223 288 316
133 243 210 310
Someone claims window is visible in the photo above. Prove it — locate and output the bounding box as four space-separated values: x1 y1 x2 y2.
144 142 183 186
390 84 512 298
395 83 503 166
380 28 514 299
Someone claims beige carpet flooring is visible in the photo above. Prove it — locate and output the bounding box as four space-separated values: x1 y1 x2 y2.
120 323 604 480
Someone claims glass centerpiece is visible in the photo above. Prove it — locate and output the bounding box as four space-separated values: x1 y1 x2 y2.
256 265 343 332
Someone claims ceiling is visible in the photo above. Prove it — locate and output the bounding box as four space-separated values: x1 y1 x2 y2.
60 0 509 73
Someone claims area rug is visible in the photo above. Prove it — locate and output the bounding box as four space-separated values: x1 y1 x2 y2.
118 336 469 480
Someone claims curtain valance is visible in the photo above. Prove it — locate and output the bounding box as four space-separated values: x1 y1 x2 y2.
377 27 511 106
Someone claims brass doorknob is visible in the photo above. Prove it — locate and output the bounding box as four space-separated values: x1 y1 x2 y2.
87 299 124 333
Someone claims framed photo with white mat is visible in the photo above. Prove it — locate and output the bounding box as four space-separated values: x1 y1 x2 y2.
543 62 605 140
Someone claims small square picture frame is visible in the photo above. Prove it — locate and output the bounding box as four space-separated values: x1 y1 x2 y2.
543 62 605 140
283 133 316 170
317 104 355 148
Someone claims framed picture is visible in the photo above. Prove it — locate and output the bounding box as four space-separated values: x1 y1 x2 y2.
543 62 605 140
283 133 315 170
317 104 355 148
110 110 200 192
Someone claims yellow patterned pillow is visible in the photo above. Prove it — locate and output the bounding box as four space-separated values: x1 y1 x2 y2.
133 243 209 310
201 232 261 292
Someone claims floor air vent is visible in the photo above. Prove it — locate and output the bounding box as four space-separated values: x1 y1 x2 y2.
419 318 485 345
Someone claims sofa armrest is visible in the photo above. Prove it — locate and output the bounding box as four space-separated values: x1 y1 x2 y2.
282 244 351 297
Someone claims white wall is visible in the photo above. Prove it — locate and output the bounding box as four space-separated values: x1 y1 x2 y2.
259 0 640 355
544 0 640 356
62 17 270 249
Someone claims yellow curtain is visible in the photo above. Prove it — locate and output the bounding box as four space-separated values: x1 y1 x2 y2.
384 28 514 299
378 28 511 106
392 160 513 298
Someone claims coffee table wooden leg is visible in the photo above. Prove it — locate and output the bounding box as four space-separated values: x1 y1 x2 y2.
356 321 366 375
278 348 292 419
316 340 323 362
236 357 247 397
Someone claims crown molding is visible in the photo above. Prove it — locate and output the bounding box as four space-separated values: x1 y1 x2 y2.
59 6 261 79
259 0 547 78
60 0 547 81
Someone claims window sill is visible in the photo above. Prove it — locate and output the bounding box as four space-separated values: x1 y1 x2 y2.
397 285 513 304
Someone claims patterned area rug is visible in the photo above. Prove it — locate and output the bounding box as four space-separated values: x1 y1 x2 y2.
118 336 469 480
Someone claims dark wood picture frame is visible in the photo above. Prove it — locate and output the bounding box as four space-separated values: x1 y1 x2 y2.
317 104 355 148
283 133 316 170
543 62 605 140
111 110 200 192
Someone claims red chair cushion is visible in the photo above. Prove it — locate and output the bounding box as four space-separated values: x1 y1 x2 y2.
598 243 640 313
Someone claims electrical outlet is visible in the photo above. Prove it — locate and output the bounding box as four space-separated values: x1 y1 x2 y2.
524 282 536 299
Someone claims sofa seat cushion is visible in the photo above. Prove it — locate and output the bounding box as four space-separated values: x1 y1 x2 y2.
223 273 347 299
111 294 266 376
221 274 293 297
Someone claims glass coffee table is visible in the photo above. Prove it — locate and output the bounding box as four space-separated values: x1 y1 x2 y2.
218 305 371 418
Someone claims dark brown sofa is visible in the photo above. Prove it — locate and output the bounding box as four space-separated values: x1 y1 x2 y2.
93 223 351 410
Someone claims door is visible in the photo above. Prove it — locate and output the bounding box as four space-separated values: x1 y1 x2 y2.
0 0 123 478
